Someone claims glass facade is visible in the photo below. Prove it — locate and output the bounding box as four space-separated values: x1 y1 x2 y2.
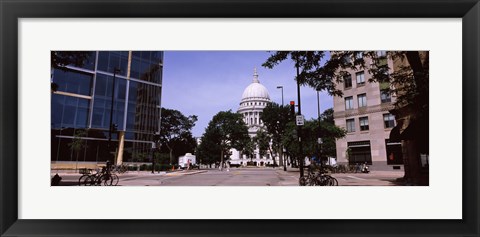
51 51 163 164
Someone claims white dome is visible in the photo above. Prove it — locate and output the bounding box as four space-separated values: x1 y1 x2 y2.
242 83 270 100
241 68 270 101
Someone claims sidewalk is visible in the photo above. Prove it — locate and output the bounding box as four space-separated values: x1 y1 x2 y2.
51 169 208 177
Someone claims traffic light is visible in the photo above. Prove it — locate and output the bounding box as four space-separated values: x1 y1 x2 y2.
290 101 295 117
111 123 118 132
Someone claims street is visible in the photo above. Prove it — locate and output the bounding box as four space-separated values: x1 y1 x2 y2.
54 167 404 186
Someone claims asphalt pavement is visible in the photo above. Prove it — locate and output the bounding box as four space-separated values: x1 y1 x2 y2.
52 167 404 186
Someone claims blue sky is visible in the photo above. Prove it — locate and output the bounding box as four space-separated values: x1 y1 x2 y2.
162 51 333 137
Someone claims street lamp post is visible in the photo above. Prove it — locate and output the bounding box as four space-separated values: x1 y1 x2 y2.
276 86 286 171
108 68 121 163
316 90 321 164
276 86 284 106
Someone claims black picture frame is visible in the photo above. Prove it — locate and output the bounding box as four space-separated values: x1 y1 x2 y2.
1 0 479 236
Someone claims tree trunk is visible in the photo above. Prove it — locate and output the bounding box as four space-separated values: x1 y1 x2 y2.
279 146 285 171
75 151 79 172
268 146 276 166
166 143 173 165
220 150 224 171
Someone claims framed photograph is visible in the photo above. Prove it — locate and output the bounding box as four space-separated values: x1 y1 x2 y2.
1 0 479 236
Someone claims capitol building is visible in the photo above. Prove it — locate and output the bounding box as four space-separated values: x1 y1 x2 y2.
229 68 279 167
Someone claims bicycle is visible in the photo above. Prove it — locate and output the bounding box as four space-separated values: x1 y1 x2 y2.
299 167 338 186
83 168 119 186
78 168 93 186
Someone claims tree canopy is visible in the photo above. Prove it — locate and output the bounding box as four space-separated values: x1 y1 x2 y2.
262 51 429 113
254 128 271 162
159 108 197 164
197 110 250 169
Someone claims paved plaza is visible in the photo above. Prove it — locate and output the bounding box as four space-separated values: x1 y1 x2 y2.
53 167 405 186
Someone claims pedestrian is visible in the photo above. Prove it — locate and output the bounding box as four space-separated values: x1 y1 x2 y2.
106 160 112 174
51 173 62 186
362 162 370 173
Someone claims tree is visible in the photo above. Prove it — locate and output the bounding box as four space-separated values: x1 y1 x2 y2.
280 117 345 166
68 129 87 172
200 110 250 170
159 108 197 164
263 51 343 97
51 51 93 69
260 102 292 168
262 51 428 113
196 127 222 167
316 108 347 161
242 138 255 163
254 129 272 165
263 51 429 184
320 108 334 124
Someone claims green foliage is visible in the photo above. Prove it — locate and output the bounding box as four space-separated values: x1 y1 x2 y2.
262 51 343 97
196 126 223 165
159 108 197 164
139 164 151 171
68 129 88 169
197 110 250 165
260 102 291 153
51 51 93 69
281 114 346 162
254 129 271 158
263 51 428 114
242 138 255 160
68 129 87 159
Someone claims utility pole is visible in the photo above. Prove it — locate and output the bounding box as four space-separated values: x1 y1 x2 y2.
108 68 121 163
295 63 304 178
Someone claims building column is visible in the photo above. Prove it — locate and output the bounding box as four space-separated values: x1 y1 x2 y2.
116 131 125 165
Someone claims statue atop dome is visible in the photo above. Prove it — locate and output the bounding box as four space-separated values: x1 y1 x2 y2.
253 67 259 83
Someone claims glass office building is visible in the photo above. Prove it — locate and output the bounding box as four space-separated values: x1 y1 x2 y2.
51 51 163 166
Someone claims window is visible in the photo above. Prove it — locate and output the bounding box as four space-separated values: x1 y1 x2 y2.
51 94 90 129
344 74 352 89
341 55 351 64
359 117 369 131
52 68 93 96
97 51 128 76
356 72 365 86
385 139 403 165
345 96 354 110
381 91 391 103
355 52 363 59
347 141 372 164
92 74 127 130
383 113 395 128
358 93 367 107
376 51 388 66
346 119 355 133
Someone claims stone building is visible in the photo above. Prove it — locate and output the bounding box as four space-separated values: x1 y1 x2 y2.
229 68 277 167
333 51 404 171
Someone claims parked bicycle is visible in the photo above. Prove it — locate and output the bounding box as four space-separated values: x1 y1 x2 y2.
79 167 119 186
299 166 338 186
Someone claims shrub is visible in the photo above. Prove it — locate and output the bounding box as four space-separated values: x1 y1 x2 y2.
140 164 152 171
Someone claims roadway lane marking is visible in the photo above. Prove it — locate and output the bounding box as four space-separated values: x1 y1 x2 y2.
347 175 367 180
